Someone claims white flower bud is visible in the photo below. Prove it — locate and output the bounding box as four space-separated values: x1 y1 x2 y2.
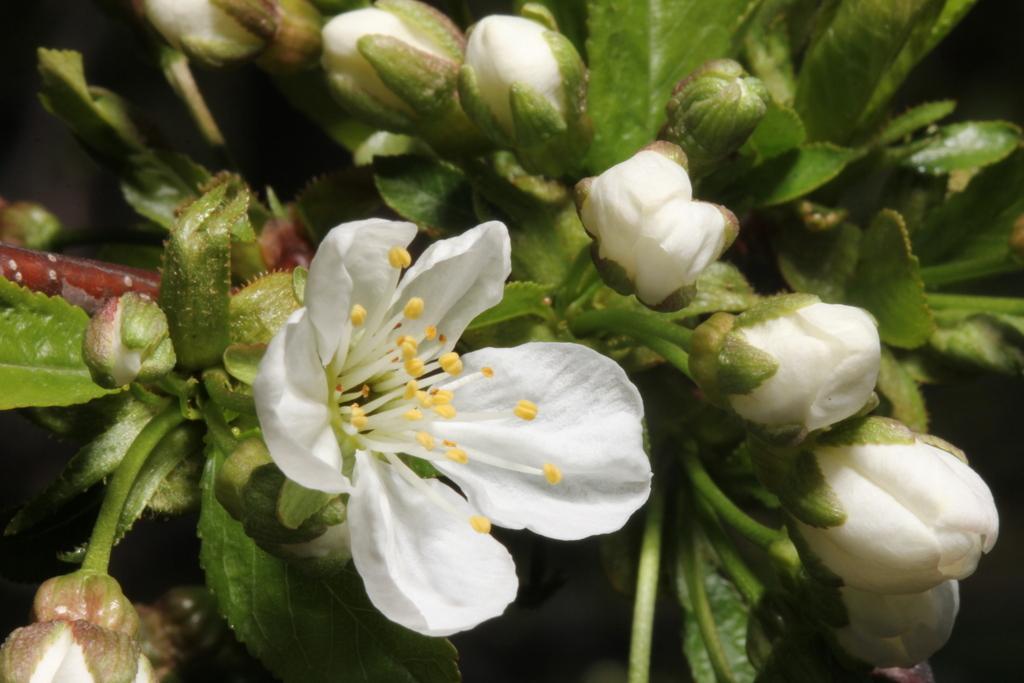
83 293 176 389
0 620 140 683
464 15 564 134
577 144 737 309
692 296 880 436
796 422 998 594
322 6 453 112
836 582 959 668
143 0 266 66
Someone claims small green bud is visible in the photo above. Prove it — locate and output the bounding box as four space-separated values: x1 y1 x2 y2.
83 293 176 388
460 13 591 176
0 199 62 250
663 59 770 176
32 572 140 637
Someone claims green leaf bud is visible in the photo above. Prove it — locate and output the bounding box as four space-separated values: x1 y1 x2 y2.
663 59 770 176
0 199 62 251
83 293 176 389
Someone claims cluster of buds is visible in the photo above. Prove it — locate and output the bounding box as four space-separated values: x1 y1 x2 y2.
0 572 156 682
83 292 176 388
575 142 738 310
143 0 322 71
215 438 352 573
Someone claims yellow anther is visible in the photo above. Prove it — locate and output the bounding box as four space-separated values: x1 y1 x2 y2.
403 408 423 421
424 325 438 340
416 390 434 408
350 304 367 326
416 432 436 451
388 246 412 269
349 405 368 430
445 448 468 464
439 352 463 376
469 515 492 534
442 439 458 447
433 404 457 419
397 339 417 360
360 384 370 398
403 297 425 319
431 389 454 405
543 463 563 485
514 399 538 421
481 367 494 378
404 357 425 377
404 380 418 400
395 334 410 346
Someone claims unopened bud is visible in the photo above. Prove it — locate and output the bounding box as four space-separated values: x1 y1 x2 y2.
258 0 323 72
83 293 176 388
0 200 62 250
460 13 591 176
576 143 737 310
836 582 959 668
663 59 769 176
322 1 482 153
792 418 998 594
690 295 880 439
0 620 141 683
143 0 267 67
33 572 140 637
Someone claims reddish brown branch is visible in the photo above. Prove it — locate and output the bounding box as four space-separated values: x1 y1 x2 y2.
0 243 160 313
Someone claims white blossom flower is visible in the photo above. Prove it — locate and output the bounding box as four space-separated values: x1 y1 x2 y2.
143 0 265 64
836 582 959 668
253 219 651 635
797 424 998 594
464 15 565 134
577 145 737 308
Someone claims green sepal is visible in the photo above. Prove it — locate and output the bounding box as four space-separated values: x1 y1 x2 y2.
378 0 464 61
817 415 917 449
161 180 244 370
255 0 324 73
325 70 415 132
216 438 273 520
509 81 567 149
359 34 459 117
211 0 278 41
242 465 331 546
32 570 140 635
459 64 514 147
229 271 302 345
689 311 737 406
202 368 256 415
278 479 336 531
716 332 779 396
734 292 819 329
751 442 846 530
223 343 267 385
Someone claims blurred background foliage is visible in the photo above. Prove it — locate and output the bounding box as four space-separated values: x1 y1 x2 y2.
0 1 1021 680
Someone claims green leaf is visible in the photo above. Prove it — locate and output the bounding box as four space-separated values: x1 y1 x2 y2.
0 278 113 409
749 102 806 159
928 310 1024 377
373 155 477 232
295 169 384 243
877 348 929 432
161 181 240 370
740 143 860 206
847 210 934 348
37 48 210 229
776 223 861 302
682 572 757 683
877 99 956 145
467 281 553 330
7 395 162 535
892 121 1020 175
672 262 760 317
861 0 979 129
199 449 460 683
585 0 761 171
793 0 940 142
914 149 1024 264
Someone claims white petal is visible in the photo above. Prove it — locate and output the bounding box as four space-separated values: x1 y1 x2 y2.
52 638 92 683
348 452 518 636
253 311 350 494
27 622 75 683
433 343 651 540
133 655 158 683
306 218 418 366
387 222 510 349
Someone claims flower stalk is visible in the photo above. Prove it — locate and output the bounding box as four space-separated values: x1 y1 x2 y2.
627 480 664 683
927 292 1024 315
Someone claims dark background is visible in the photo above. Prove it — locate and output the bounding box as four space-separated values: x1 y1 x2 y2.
0 1 1021 681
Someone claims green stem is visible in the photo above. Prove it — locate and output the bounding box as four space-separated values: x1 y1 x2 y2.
681 447 783 550
81 403 184 573
696 498 765 605
678 495 735 683
921 254 1021 287
627 481 665 683
927 292 1024 315
162 51 228 155
570 308 694 349
633 333 694 381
